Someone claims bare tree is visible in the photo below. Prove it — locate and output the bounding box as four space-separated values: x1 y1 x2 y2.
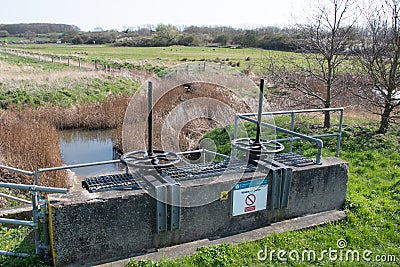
266 0 357 128
354 0 400 133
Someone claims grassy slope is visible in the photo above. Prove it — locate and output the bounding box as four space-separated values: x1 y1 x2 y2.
0 52 140 108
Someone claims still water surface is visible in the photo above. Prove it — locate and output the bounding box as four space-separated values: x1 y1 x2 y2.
59 129 123 177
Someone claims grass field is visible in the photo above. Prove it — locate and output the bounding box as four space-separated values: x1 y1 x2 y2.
5 44 358 76
5 44 302 74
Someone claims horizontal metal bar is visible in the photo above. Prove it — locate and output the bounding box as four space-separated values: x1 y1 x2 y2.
0 165 34 176
202 149 230 159
0 218 35 227
276 133 340 142
236 116 323 164
239 107 344 117
177 149 203 155
0 182 67 194
0 193 31 204
177 149 230 159
0 250 30 258
38 159 122 173
238 116 323 148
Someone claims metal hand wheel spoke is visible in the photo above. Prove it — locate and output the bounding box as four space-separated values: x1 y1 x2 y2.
232 138 284 154
121 149 180 168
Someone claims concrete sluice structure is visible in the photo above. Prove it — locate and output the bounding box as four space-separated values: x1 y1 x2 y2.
47 79 348 266
49 153 348 266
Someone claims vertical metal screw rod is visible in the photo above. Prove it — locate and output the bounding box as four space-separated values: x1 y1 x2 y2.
255 79 265 145
148 81 153 157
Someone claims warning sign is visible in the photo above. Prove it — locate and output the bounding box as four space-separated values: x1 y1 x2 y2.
232 178 268 216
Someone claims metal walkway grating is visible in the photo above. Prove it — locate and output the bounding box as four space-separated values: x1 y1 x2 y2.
82 173 141 193
161 160 257 181
274 152 315 167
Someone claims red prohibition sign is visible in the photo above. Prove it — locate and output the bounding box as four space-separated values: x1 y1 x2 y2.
245 193 256 206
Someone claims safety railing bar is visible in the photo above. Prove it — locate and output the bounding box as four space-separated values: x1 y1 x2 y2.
0 218 35 227
0 182 67 194
38 159 122 173
276 133 340 142
236 115 323 164
239 107 344 117
202 149 231 159
237 115 323 146
236 107 344 159
0 165 34 176
0 192 31 204
0 250 30 258
177 149 203 155
177 149 230 159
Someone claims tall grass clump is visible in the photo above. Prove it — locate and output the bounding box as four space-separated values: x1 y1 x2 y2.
0 111 68 188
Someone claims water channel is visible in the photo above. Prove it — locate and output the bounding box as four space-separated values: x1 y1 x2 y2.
59 128 124 181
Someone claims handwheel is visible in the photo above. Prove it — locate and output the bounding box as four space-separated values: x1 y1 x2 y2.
121 149 181 168
231 138 284 154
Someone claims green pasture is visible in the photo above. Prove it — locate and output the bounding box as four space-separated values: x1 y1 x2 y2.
5 44 301 72
4 43 358 74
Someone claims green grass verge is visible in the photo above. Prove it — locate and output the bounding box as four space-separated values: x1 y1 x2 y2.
0 76 140 109
0 51 78 71
0 225 46 266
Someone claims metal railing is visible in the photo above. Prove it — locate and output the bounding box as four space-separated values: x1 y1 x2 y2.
234 108 344 164
0 166 67 260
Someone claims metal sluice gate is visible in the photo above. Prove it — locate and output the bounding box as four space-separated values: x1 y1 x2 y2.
81 155 306 192
82 159 259 192
81 151 297 229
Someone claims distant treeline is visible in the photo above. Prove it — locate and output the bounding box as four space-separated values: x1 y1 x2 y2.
0 23 79 35
0 23 358 53
0 23 301 51
58 24 301 52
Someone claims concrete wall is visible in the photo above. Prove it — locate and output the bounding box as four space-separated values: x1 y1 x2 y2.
49 157 348 266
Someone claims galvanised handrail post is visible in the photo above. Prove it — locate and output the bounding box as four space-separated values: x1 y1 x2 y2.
290 111 295 152
31 189 41 255
0 180 67 258
40 201 50 262
336 108 344 157
233 114 239 159
34 170 39 185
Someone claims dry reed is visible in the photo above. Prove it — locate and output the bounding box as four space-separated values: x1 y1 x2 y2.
0 110 68 188
0 95 131 190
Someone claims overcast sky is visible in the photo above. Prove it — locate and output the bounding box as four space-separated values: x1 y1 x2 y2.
1 0 312 31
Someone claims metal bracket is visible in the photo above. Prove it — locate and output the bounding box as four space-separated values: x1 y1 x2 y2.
255 158 292 209
140 173 181 233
